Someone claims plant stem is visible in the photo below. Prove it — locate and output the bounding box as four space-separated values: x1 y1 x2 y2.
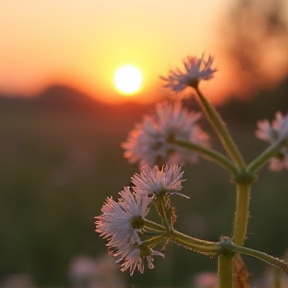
143 219 167 232
174 138 238 174
169 229 221 255
233 184 250 246
142 234 167 248
220 237 288 274
231 244 288 274
195 87 246 170
247 140 284 174
218 255 233 288
157 198 171 231
274 268 281 288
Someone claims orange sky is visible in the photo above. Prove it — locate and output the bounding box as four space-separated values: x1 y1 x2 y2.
1 0 288 104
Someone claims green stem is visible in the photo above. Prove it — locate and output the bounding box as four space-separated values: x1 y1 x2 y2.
218 255 233 288
231 244 288 274
157 198 171 231
169 229 221 255
274 268 281 288
195 87 246 170
247 140 284 174
142 234 167 248
174 138 238 174
143 226 222 257
143 219 166 232
233 184 250 246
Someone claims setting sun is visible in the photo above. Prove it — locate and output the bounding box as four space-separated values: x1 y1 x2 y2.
114 65 143 95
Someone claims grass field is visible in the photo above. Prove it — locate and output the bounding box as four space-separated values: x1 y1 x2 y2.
1 90 288 287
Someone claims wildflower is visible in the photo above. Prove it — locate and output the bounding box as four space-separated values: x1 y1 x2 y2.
115 243 164 275
255 112 288 171
160 54 217 92
95 186 152 249
122 102 209 167
68 254 124 288
131 165 187 198
96 188 165 275
68 255 96 284
193 272 218 288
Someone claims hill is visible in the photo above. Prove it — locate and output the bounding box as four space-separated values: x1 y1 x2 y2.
0 84 154 121
1 81 287 124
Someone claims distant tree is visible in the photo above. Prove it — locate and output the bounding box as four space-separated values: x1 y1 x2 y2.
222 0 288 96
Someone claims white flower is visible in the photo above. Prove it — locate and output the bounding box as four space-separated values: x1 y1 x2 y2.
95 187 152 249
268 155 288 171
96 188 165 275
122 102 209 167
160 54 217 92
131 165 187 198
115 243 164 275
256 112 288 142
68 255 96 282
255 112 288 171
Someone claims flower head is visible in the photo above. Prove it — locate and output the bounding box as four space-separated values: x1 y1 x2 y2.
122 101 209 167
160 54 217 92
255 112 288 171
115 243 164 275
131 165 187 198
95 186 152 249
95 187 164 274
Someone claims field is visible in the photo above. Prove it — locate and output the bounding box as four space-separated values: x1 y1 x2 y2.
0 86 288 287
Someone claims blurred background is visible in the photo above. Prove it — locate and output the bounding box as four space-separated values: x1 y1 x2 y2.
1 0 288 287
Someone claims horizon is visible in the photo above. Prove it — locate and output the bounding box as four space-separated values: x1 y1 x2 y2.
1 0 288 106
0 0 222 104
1 79 287 111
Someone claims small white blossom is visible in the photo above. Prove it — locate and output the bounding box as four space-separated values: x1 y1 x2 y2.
268 155 288 171
255 112 288 171
160 54 217 92
256 112 288 142
122 102 209 167
131 165 187 198
95 187 152 249
115 243 164 275
96 185 165 275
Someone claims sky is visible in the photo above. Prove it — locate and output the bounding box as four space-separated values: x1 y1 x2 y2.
1 0 287 104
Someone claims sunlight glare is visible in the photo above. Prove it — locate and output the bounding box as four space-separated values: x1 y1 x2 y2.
114 65 143 95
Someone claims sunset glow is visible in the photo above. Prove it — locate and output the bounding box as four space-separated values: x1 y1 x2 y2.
0 0 225 104
114 65 143 95
0 0 288 104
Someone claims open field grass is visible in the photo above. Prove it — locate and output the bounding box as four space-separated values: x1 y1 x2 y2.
1 90 288 287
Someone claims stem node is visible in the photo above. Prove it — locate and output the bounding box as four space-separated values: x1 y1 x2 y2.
232 170 256 185
219 236 236 257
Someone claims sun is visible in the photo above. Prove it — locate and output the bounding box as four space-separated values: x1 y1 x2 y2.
114 65 143 95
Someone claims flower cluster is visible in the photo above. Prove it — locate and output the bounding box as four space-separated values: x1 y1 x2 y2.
256 112 288 171
96 53 288 284
160 54 217 92
131 165 187 198
115 243 164 275
95 165 185 274
95 186 162 275
122 102 209 167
